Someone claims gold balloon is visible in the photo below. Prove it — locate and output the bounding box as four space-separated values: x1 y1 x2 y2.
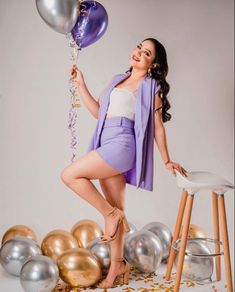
1 225 37 245
41 229 78 263
71 219 103 248
180 224 207 238
57 247 102 288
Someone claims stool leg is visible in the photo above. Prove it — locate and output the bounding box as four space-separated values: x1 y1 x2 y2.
173 194 194 292
165 190 188 281
212 191 221 281
218 194 233 292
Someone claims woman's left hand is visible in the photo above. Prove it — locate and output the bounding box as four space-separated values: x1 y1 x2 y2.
165 161 188 177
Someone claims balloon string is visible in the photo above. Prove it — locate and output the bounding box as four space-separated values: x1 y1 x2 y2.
66 33 81 163
65 0 95 162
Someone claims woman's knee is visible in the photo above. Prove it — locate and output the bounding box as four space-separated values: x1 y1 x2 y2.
60 168 71 185
61 173 85 188
60 167 78 185
60 165 90 186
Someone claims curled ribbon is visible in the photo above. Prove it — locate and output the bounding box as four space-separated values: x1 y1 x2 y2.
66 32 81 163
66 0 96 162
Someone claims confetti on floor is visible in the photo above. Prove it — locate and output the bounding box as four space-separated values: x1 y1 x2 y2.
53 265 225 292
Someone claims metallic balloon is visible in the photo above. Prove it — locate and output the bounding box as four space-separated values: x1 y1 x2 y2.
0 237 42 276
142 222 172 261
86 237 111 274
124 230 163 273
175 239 214 281
36 0 80 34
57 247 102 287
20 255 59 292
71 219 103 248
71 1 108 48
41 229 78 263
187 224 207 238
1 225 37 245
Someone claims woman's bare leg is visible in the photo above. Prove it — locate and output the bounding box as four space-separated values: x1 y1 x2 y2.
99 174 127 283
60 150 122 219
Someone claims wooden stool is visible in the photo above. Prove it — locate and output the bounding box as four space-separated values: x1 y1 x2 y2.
165 169 234 292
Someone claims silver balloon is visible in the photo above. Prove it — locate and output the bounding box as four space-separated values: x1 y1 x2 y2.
0 237 42 276
20 255 59 292
142 222 172 261
86 237 110 274
124 230 163 273
36 0 80 34
175 239 214 281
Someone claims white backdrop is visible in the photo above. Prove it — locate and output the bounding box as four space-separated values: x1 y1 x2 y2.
0 0 234 280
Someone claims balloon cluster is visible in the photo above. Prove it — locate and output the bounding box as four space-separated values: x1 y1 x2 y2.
123 222 214 280
122 222 172 273
36 0 109 162
0 222 214 290
0 222 103 290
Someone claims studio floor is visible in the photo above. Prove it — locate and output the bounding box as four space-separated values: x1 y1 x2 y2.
0 261 228 292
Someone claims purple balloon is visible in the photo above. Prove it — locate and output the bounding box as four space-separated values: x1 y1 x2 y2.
71 1 108 49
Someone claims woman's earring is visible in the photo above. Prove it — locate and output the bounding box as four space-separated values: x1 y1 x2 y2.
147 68 152 77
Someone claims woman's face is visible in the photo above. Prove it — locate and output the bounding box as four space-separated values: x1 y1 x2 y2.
129 40 156 72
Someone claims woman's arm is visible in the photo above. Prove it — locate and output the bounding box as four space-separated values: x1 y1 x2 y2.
153 92 188 177
153 92 171 164
77 82 100 119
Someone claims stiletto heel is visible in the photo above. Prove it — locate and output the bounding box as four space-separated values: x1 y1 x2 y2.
122 259 130 284
122 215 130 232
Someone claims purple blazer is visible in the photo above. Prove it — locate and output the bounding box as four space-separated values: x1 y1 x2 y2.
87 72 161 191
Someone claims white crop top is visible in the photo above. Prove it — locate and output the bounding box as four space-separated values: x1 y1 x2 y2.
106 87 137 120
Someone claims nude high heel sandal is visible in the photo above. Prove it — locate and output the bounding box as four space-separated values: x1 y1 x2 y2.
99 207 130 243
96 257 130 288
119 257 130 285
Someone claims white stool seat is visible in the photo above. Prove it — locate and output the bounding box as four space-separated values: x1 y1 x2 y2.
175 170 234 195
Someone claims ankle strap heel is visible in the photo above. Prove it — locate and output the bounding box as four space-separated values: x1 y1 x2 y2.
123 263 130 285
111 257 124 262
111 257 130 285
97 257 130 288
100 207 130 244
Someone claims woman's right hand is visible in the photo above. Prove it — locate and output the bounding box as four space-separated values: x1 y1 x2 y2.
70 64 85 87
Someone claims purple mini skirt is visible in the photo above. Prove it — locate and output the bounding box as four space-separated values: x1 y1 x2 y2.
95 116 136 173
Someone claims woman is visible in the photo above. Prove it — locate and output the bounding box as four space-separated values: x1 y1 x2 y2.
60 38 188 288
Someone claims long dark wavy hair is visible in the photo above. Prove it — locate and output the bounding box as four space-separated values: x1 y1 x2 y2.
125 38 172 123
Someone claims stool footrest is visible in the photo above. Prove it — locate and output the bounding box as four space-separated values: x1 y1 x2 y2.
172 237 224 257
